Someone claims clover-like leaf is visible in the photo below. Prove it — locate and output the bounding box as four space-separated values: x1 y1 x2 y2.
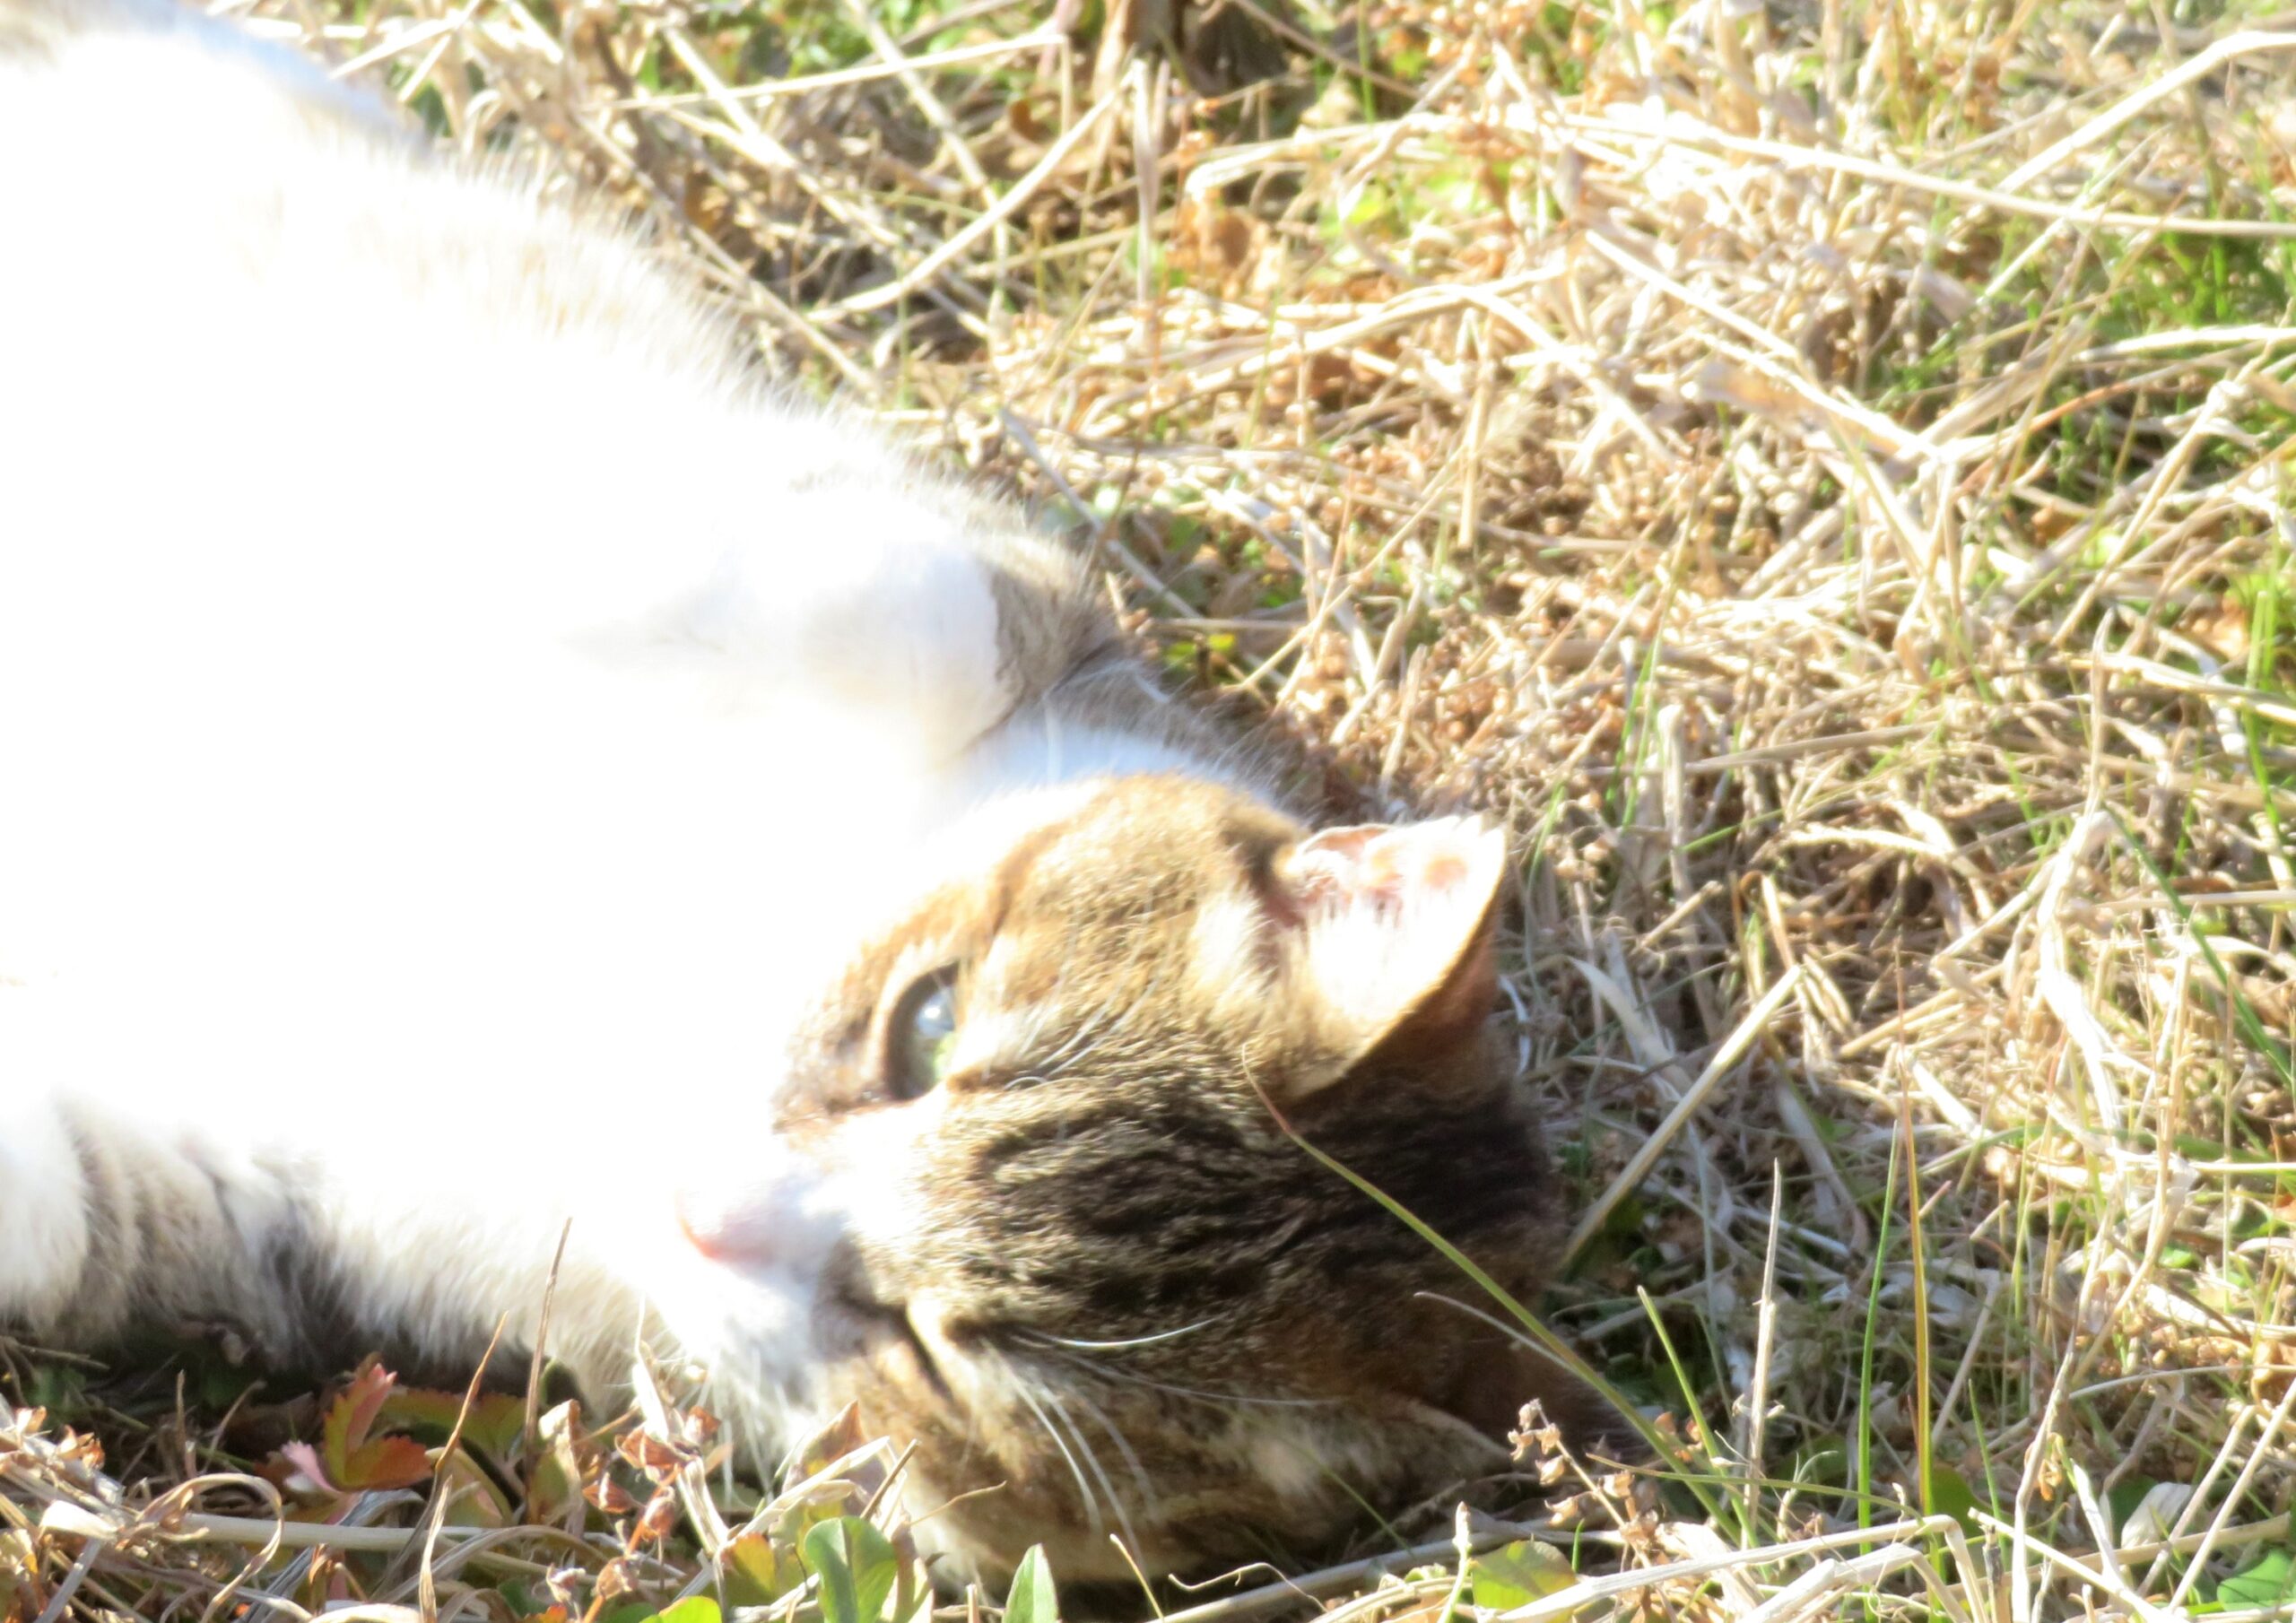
722 1532 801 1609
378 1386 529 1460
1467 1539 1574 1610
2212 1547 2296 1610
804 1517 900 1623
1003 1547 1057 1623
280 1362 431 1494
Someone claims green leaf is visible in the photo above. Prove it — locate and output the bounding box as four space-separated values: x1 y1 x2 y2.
774 1496 849 1551
1467 1540 1575 1610
607 1597 720 1623
1003 1547 1058 1623
723 1532 801 1609
22 1363 88 1419
1926 1466 1979 1531
2210 1547 2296 1610
2106 1475 2160 1531
804 1518 900 1623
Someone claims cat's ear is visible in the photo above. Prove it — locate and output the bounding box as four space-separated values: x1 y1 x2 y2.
1273 816 1508 1079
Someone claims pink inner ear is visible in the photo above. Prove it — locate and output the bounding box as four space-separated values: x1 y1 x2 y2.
1269 816 1511 1069
1285 819 1500 916
1422 850 1472 887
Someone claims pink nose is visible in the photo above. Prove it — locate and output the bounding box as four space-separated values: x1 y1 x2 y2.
674 1188 776 1268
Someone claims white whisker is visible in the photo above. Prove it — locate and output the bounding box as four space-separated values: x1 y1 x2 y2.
1060 1386 1162 1526
1026 1317 1220 1350
1013 1381 1106 1537
1048 1392 1143 1558
1036 1345 1332 1410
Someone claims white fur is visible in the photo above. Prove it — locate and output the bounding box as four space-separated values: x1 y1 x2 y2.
0 1108 89 1329
0 13 1535 1586
0 5 1170 1430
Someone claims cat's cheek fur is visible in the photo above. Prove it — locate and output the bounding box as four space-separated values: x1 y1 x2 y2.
662 1105 944 1446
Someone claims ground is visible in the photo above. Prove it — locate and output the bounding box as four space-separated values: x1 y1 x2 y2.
4 2 2295 1621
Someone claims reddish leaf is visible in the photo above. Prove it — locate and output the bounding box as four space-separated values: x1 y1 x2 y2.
586 1473 638 1515
634 1487 680 1544
281 1364 434 1494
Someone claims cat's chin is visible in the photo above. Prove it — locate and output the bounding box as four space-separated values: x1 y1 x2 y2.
869 1395 1509 1595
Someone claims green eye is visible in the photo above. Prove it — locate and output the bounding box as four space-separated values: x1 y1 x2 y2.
890 968 960 1099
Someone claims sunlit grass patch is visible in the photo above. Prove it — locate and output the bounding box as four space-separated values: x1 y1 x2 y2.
6 0 2296 1620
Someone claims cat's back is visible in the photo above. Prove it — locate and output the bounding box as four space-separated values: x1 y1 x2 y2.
1 0 380 127
0 0 750 427
0 0 956 656
0 0 856 690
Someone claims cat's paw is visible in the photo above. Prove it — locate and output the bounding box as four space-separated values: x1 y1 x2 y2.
709 512 1016 752
0 1104 94 1331
588 473 1094 771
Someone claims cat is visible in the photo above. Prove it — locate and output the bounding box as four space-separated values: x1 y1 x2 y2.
0 0 1620 1590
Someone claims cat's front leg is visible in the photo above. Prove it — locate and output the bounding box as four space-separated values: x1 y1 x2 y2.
0 1100 105 1339
0 1084 296 1354
0 1073 653 1394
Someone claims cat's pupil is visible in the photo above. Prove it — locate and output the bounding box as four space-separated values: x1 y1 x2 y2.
891 969 960 1099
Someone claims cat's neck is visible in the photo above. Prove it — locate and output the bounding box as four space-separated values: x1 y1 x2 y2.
961 681 1274 807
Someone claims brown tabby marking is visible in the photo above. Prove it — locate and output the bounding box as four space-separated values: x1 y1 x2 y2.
758 777 1614 1584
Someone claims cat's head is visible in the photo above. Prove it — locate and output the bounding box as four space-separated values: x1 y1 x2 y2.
670 777 1605 1587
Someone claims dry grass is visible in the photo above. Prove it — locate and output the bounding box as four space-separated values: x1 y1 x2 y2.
7 0 2296 1620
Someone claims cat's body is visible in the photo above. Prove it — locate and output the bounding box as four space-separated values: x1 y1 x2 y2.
0 0 1609 1586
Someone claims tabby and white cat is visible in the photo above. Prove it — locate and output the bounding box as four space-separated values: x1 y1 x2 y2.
0 0 1613 1588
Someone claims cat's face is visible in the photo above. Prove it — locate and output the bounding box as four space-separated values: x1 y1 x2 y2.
673 777 1578 1587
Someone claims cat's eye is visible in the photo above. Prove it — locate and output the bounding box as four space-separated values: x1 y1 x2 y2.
889 968 961 1099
